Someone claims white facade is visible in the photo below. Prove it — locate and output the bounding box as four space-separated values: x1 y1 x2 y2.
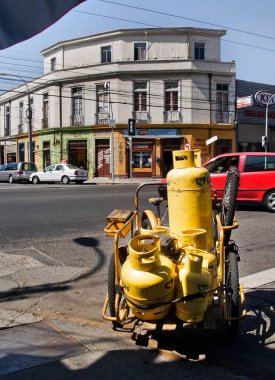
0 27 236 175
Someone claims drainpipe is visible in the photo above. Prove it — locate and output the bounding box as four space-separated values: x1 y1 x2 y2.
208 73 213 157
208 73 212 124
59 82 62 127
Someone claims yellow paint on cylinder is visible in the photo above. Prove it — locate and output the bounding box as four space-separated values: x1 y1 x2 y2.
167 150 213 250
175 252 211 322
121 235 175 321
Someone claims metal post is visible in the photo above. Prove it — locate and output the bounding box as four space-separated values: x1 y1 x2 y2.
27 92 32 162
265 93 275 153
130 136 133 182
0 73 32 161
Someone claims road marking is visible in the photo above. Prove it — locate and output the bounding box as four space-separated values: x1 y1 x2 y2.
240 267 275 289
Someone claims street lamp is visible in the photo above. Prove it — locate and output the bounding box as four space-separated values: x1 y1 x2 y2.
264 93 275 153
0 73 32 162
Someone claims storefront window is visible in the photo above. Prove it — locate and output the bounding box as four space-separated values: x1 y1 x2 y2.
132 151 152 169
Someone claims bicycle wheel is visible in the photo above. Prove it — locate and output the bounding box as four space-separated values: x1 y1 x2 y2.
221 166 240 245
225 250 240 330
108 247 127 328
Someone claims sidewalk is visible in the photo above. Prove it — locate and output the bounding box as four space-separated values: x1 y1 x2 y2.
1 269 274 379
85 177 162 185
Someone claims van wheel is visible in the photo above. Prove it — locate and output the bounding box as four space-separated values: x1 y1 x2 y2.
9 175 14 183
264 190 275 212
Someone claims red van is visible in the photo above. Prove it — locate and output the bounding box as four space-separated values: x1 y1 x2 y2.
204 152 275 212
159 152 275 212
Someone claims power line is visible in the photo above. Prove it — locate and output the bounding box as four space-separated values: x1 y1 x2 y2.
98 0 275 40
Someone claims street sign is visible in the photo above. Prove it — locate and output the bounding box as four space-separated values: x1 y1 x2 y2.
262 136 266 148
206 136 218 145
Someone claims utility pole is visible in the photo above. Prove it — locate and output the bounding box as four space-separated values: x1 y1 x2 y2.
0 73 32 162
264 93 275 153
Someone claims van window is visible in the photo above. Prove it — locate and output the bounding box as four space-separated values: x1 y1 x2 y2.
244 155 275 172
21 163 36 171
6 163 18 170
205 156 239 173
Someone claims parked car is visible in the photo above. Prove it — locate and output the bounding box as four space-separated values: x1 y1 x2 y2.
29 163 88 184
0 162 37 183
158 152 275 212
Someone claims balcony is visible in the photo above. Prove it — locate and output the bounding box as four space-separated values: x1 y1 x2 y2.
41 118 48 129
95 112 110 125
18 124 23 134
163 110 182 123
132 111 150 124
216 111 234 124
71 114 85 126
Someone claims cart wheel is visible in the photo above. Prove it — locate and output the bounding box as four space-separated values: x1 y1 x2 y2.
225 250 240 331
107 247 127 328
141 218 153 230
221 166 240 245
140 210 158 230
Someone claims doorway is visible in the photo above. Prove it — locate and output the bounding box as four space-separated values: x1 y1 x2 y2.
95 139 110 177
68 140 87 169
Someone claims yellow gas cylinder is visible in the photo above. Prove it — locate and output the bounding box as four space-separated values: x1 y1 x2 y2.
180 229 218 305
121 235 175 321
167 150 213 250
175 252 211 322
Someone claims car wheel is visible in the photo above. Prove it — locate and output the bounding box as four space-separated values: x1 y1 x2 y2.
8 175 14 184
32 176 40 184
61 175 70 185
264 190 275 212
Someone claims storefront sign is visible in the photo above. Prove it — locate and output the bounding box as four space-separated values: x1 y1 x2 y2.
237 96 253 108
255 90 275 106
123 129 179 136
244 109 275 119
206 136 218 145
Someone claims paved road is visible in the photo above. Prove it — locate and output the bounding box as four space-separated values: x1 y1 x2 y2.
0 183 274 379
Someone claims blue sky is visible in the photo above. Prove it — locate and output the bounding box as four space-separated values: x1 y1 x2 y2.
1 0 275 88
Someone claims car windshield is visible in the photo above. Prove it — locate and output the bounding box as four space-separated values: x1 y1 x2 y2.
66 164 78 169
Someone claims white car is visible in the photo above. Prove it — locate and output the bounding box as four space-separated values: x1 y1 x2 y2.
29 164 88 184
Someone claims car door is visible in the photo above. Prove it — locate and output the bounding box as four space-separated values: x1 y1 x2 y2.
53 165 66 181
42 164 56 182
0 165 7 181
240 155 275 201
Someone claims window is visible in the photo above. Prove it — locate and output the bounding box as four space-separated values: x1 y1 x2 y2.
71 87 84 125
216 83 229 123
132 151 152 169
165 82 179 111
55 165 65 171
51 57 56 72
244 155 275 172
194 42 205 60
101 45 111 63
42 93 49 128
5 105 10 136
134 42 146 61
18 142 25 161
96 84 109 113
19 101 24 133
205 155 239 173
134 82 147 111
43 141 51 168
45 165 56 172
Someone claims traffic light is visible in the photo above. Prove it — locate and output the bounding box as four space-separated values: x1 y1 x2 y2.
126 137 132 149
128 118 136 136
262 135 266 148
